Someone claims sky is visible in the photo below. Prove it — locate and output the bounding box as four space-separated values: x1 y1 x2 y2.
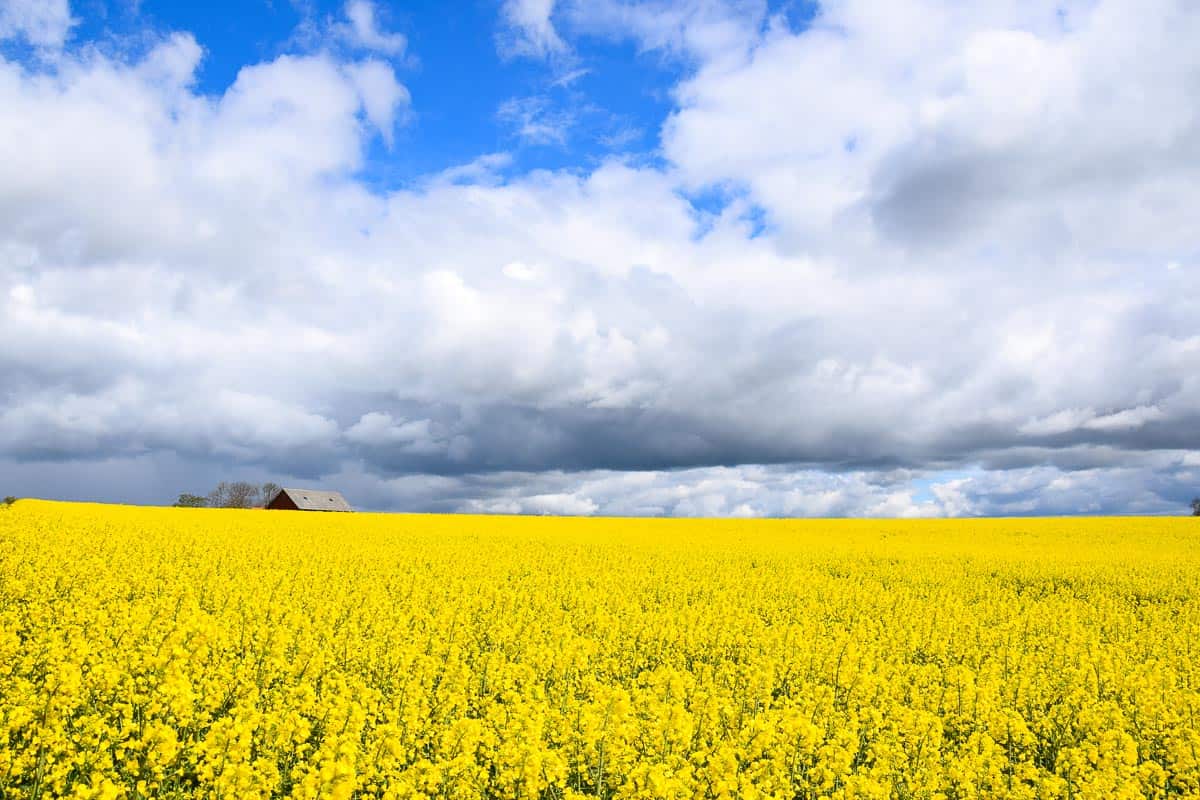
1 0 1198 516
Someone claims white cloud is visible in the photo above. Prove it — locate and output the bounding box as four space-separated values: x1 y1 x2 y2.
343 59 410 145
598 124 643 149
346 412 428 445
136 32 204 88
656 0 1200 257
0 0 74 49
1020 409 1096 437
549 66 590 87
565 0 767 66
497 95 576 145
345 412 470 459
340 0 407 56
498 0 569 60
475 491 600 515
1084 405 1166 432
1020 404 1171 436
432 152 514 186
503 261 538 280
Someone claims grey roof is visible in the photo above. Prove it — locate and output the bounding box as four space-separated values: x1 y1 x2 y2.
274 488 353 512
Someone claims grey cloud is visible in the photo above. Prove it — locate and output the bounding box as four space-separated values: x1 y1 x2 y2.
870 151 1025 248
317 459 1200 517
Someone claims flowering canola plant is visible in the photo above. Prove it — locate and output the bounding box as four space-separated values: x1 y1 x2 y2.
1 499 1199 799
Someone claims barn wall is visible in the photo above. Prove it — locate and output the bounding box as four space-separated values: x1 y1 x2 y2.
266 493 299 511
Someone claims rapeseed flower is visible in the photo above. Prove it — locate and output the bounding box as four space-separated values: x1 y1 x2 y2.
1 499 1197 799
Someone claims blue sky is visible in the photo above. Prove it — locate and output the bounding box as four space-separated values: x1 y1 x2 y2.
1 0 1198 515
61 0 690 184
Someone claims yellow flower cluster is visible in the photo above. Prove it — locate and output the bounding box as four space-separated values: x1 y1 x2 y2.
1 499 1198 799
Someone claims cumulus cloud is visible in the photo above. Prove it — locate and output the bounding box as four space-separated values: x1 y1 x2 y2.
660 0 1200 257
343 59 410 145
0 0 74 50
338 0 407 56
1 0 1199 515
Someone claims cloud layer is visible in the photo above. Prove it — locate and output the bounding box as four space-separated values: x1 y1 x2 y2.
1 0 1198 514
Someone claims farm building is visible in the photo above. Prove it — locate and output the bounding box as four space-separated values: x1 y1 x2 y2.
265 488 353 512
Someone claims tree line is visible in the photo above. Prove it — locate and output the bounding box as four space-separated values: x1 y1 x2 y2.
174 482 281 509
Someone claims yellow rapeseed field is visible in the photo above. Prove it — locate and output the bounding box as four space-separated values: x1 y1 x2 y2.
1 500 1198 800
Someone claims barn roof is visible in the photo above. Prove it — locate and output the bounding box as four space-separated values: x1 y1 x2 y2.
271 488 353 512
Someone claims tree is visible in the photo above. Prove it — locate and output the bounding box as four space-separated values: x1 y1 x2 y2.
1192 497 1200 516
173 493 207 508
206 481 262 509
2 496 16 506
203 481 282 509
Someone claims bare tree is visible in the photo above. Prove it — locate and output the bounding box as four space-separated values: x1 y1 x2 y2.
207 481 262 509
261 482 281 506
205 482 233 508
